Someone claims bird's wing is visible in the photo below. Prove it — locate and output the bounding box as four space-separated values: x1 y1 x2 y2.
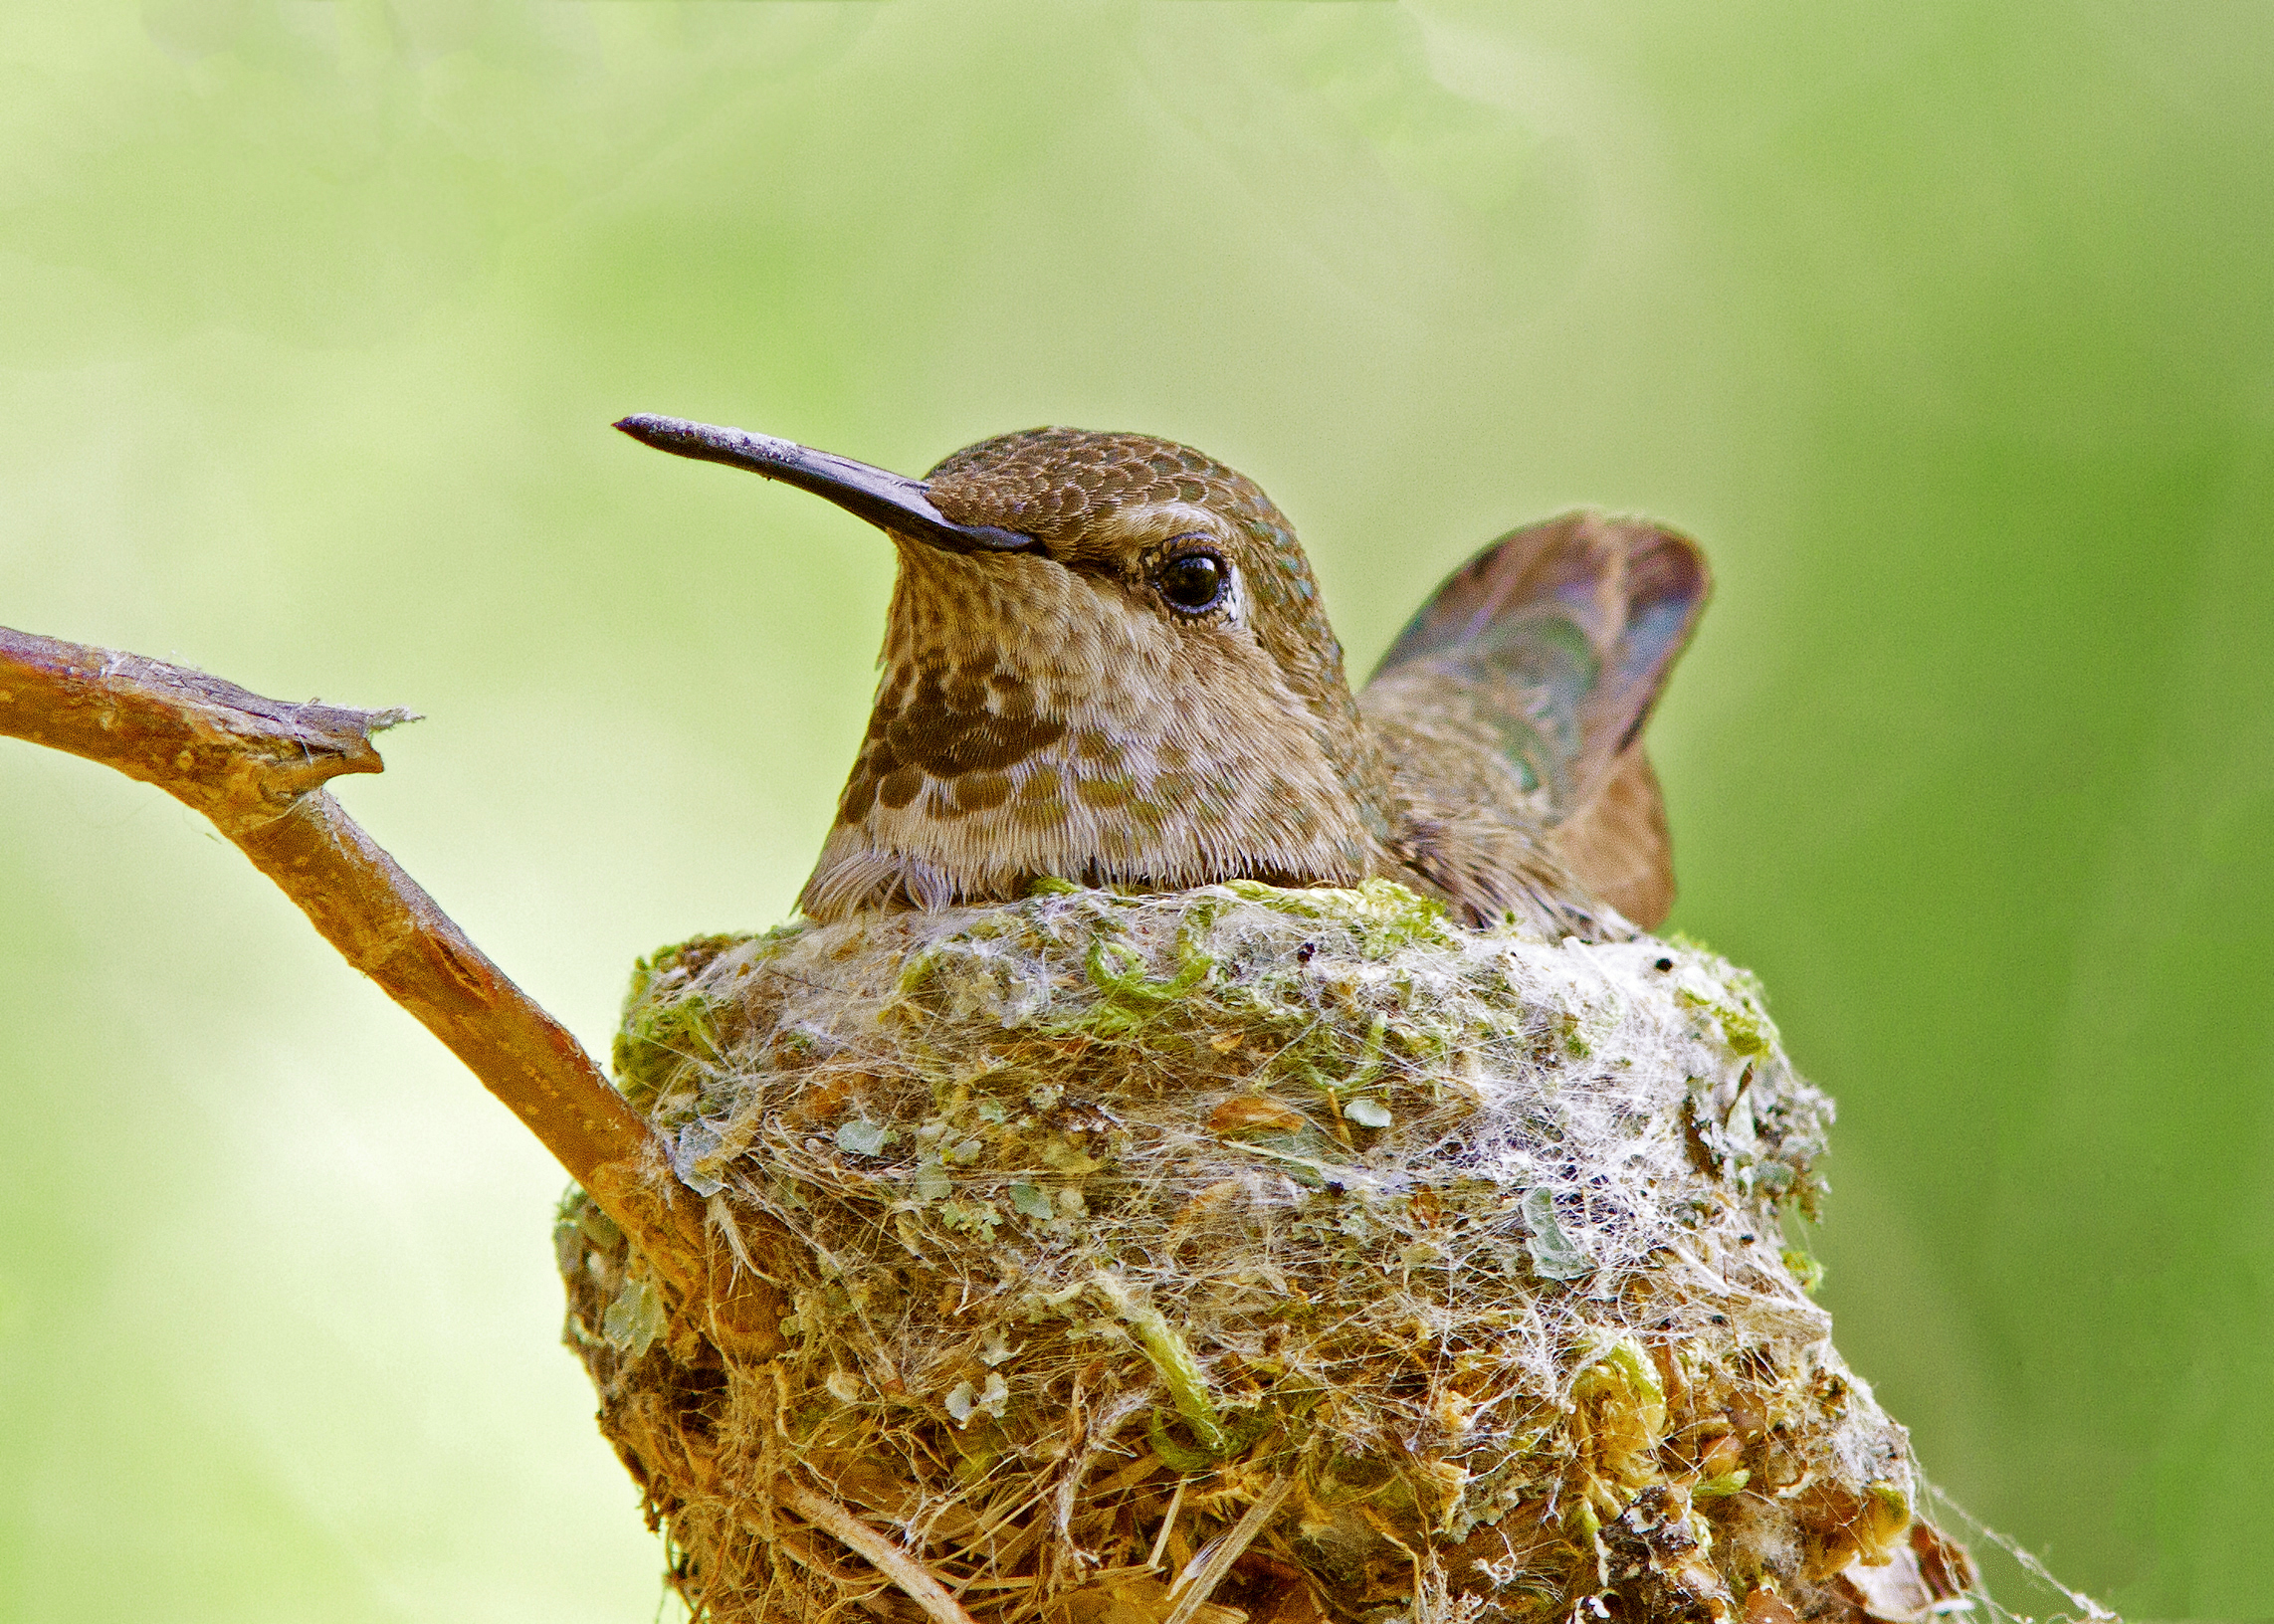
1361 511 1709 928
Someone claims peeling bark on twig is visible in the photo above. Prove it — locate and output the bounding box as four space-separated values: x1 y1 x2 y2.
0 623 770 1337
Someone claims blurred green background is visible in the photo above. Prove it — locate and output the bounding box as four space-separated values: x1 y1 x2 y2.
1 3 2267 1618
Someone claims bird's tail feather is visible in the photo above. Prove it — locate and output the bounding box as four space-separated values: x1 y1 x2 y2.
1365 512 1710 927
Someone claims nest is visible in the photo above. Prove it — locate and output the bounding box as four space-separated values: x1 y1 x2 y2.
555 881 1987 1623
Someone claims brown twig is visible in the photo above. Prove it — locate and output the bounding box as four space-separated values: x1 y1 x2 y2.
1162 1476 1295 1624
0 624 748 1315
776 1480 983 1624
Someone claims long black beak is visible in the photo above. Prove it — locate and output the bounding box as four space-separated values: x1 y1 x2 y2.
613 413 1040 555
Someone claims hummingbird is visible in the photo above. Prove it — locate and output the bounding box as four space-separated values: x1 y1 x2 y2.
615 415 1708 937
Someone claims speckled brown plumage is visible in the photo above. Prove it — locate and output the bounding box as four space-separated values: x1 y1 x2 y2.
611 412 1707 932
928 429 1265 534
785 427 1709 933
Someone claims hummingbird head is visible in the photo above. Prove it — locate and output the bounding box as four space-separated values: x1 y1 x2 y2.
617 415 1394 919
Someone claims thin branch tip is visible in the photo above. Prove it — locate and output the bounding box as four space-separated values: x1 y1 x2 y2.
0 619 710 1290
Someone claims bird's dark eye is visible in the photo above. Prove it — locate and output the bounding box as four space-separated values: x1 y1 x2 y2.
1154 547 1230 615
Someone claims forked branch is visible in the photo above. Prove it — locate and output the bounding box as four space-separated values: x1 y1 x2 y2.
0 625 725 1302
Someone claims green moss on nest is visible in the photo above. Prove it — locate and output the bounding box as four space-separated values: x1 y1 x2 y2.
560 883 1976 1624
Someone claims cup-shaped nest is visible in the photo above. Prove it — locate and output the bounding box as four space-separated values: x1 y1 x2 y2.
557 881 1979 1623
